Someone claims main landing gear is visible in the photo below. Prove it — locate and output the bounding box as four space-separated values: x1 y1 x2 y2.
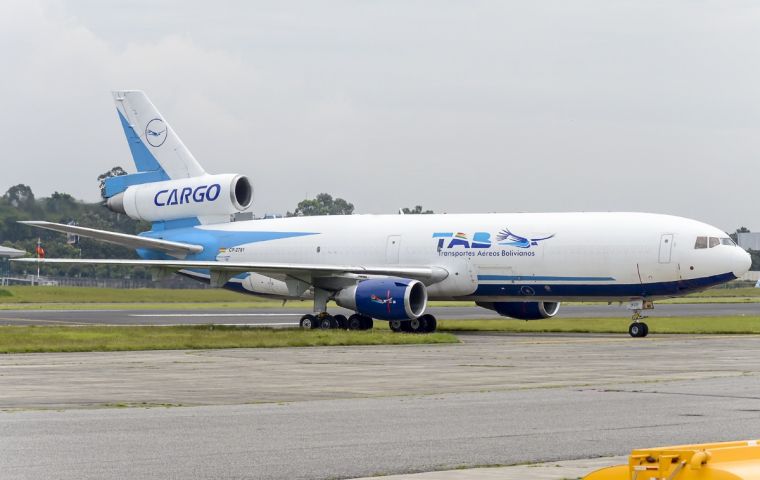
389 314 438 333
299 287 437 333
627 300 653 338
299 313 373 330
299 313 438 333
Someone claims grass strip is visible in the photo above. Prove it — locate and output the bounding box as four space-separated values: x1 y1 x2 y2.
0 325 458 354
0 286 258 304
2 285 759 306
438 316 760 334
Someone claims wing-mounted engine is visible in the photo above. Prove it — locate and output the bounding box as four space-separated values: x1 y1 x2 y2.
106 174 253 222
335 278 428 320
476 301 560 320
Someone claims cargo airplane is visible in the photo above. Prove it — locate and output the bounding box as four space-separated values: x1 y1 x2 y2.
14 91 752 337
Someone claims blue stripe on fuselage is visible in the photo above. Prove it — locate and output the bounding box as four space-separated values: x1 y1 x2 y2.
137 228 320 260
478 275 615 282
473 272 736 298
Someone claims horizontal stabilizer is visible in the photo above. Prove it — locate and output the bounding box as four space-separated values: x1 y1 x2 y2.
19 221 203 257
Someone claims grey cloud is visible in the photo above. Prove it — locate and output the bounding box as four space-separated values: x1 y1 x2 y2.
1 1 759 231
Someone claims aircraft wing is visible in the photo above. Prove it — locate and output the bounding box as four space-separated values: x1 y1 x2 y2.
18 221 203 257
16 220 449 287
12 258 448 285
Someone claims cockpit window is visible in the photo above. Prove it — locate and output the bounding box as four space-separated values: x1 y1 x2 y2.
709 237 720 248
695 236 707 249
720 237 736 246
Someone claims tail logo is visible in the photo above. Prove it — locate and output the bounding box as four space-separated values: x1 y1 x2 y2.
145 118 167 147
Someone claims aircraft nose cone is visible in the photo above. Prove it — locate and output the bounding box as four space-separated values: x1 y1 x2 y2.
734 248 752 277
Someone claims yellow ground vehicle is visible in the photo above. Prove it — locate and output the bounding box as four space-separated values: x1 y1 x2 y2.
584 440 760 480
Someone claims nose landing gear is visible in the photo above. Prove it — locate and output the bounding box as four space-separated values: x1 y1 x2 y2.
628 318 649 338
627 300 653 337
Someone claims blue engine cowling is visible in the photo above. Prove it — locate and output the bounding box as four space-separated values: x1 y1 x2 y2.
476 301 560 320
335 278 428 320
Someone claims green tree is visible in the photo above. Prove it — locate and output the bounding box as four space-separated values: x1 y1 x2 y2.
3 184 35 209
401 205 434 214
0 186 149 279
288 193 354 216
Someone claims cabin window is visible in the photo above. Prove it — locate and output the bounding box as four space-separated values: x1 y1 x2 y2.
709 237 720 248
720 237 736 246
694 236 707 249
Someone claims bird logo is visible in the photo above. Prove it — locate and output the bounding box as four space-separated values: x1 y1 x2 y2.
145 118 167 147
370 290 396 313
496 228 554 248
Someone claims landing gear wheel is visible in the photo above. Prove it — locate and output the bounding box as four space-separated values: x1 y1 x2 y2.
420 314 437 333
333 314 348 329
360 316 373 330
319 315 337 329
300 314 318 329
389 319 403 333
347 314 364 330
408 317 424 333
629 322 649 338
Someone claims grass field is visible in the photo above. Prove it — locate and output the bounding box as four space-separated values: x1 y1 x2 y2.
0 285 758 309
0 325 458 354
2 316 760 354
437 316 760 334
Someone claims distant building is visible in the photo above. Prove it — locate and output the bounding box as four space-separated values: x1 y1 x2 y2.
737 232 760 251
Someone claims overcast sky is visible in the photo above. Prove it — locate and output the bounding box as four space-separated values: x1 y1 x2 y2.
2 1 759 231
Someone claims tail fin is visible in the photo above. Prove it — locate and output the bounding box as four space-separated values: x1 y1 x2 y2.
113 90 206 179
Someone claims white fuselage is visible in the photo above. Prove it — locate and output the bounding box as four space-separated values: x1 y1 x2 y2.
152 212 750 302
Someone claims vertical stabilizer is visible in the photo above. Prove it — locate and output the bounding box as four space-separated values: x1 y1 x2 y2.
112 90 206 180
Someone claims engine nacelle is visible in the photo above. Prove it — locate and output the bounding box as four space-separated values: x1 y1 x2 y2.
335 278 428 320
476 301 560 320
107 174 252 222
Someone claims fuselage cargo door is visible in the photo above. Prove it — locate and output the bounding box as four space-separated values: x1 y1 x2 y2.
659 234 674 263
386 235 401 264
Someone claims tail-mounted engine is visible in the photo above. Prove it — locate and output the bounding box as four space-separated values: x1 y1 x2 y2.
335 278 428 320
106 174 253 222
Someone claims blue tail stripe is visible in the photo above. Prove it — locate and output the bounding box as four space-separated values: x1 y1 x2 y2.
116 110 167 175
104 171 169 198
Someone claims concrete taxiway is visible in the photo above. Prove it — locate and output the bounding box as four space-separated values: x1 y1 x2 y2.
0 302 757 326
3 333 760 479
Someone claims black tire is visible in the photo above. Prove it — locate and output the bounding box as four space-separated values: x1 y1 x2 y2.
389 320 403 333
629 323 644 337
360 316 373 330
422 314 437 333
300 314 317 329
408 317 424 333
641 322 649 337
348 314 363 330
319 316 336 329
334 314 348 329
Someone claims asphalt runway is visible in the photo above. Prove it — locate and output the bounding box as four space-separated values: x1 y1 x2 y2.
0 302 757 326
3 333 760 479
